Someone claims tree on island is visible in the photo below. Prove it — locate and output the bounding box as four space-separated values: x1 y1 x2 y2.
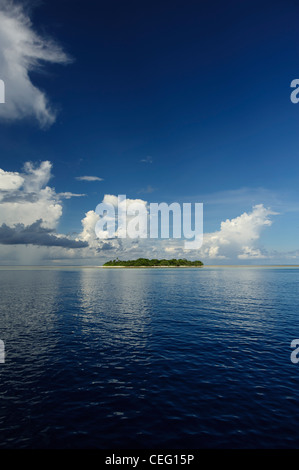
103 258 204 267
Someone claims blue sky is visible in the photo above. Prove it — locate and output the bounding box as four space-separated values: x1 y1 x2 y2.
0 0 299 264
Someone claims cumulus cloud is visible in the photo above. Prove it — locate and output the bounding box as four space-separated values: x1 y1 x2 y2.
0 168 23 190
78 195 150 255
0 172 279 264
0 0 71 127
0 161 87 253
201 204 276 260
80 210 101 248
79 208 124 253
77 198 277 263
0 161 62 228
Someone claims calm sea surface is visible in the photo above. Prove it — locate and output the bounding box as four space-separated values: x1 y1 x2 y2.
0 267 299 448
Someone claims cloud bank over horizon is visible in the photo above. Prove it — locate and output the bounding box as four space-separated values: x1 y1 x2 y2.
0 0 71 127
78 197 278 264
0 161 285 265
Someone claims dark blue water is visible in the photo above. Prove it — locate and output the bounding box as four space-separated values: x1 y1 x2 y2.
0 267 299 448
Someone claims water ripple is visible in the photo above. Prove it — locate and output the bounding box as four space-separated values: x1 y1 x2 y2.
0 267 299 448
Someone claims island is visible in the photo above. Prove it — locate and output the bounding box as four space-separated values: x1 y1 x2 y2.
103 258 204 267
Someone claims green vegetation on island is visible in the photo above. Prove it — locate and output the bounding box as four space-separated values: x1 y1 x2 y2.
103 258 204 267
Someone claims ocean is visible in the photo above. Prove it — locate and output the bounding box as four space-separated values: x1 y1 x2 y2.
0 266 299 448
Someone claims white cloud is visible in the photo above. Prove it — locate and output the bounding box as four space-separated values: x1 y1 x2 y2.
22 160 52 193
76 176 104 182
102 195 147 208
0 161 114 264
0 161 62 228
101 195 148 239
238 247 267 260
59 192 86 199
155 204 275 261
79 195 149 249
200 204 277 260
80 210 101 248
77 198 277 263
0 0 71 127
0 168 23 191
0 175 281 265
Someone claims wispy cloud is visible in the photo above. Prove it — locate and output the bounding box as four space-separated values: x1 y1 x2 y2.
59 192 86 199
138 185 156 194
140 156 153 164
75 176 104 182
0 0 71 127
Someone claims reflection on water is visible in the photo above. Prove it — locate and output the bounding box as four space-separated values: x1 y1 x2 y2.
79 269 153 348
0 267 299 448
0 270 60 366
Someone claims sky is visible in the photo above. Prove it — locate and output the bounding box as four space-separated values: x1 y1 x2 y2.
0 0 299 265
